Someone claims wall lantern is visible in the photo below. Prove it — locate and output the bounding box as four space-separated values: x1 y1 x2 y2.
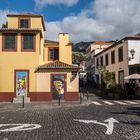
130 49 135 59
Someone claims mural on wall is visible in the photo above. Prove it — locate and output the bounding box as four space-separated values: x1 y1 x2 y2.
16 71 28 96
52 75 65 99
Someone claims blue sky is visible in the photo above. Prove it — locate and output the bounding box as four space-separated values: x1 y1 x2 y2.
0 0 92 21
0 0 140 43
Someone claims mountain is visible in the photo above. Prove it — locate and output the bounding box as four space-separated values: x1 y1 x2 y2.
73 41 94 53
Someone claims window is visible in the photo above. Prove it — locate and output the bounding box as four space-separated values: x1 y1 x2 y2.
20 19 29 28
2 33 17 51
118 47 123 62
105 54 108 66
100 56 103 66
22 34 35 51
48 48 59 61
96 58 99 67
118 70 124 85
111 51 115 64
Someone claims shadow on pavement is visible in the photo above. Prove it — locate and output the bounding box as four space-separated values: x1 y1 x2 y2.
110 107 140 118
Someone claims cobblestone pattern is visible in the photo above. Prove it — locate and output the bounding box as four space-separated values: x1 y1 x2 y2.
0 102 139 140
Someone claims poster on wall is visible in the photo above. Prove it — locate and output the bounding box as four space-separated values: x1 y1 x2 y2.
52 75 65 100
16 71 28 96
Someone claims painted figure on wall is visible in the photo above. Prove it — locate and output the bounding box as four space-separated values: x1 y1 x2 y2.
52 75 65 100
16 72 28 96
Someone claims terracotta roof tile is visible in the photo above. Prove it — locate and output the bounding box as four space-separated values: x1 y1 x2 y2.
94 41 113 45
45 40 59 44
35 61 80 72
0 28 43 38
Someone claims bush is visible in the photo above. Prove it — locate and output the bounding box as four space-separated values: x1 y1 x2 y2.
108 83 122 94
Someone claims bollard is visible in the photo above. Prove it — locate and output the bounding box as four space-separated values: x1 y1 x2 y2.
22 95 24 108
87 91 89 100
80 93 82 104
58 95 61 106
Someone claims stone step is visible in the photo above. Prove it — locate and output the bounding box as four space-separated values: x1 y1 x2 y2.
13 96 30 103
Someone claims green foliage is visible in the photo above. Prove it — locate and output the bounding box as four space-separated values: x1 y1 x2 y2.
97 66 115 89
97 66 123 95
72 52 86 64
108 83 122 94
2 22 8 28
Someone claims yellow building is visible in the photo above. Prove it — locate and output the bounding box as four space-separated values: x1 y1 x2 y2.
0 13 80 102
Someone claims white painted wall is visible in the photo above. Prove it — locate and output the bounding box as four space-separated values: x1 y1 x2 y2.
128 40 140 65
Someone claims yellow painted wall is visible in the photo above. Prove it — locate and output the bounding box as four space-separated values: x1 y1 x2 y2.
59 33 72 64
43 34 72 65
95 41 129 84
0 33 40 92
36 72 79 92
8 17 18 28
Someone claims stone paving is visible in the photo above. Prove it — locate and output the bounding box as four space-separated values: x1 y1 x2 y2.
0 95 140 140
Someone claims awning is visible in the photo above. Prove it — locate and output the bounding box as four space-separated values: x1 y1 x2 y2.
124 73 140 80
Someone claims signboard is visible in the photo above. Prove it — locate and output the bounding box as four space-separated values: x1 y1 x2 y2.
52 75 65 99
16 71 28 96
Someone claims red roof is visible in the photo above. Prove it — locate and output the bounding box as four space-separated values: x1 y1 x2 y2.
35 61 80 72
94 41 113 45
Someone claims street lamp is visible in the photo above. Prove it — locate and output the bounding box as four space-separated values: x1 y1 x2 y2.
130 49 135 59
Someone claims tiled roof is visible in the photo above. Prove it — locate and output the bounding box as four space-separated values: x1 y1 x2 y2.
0 28 43 38
7 13 46 31
94 36 140 57
94 41 113 45
35 61 81 72
45 40 59 44
7 13 42 17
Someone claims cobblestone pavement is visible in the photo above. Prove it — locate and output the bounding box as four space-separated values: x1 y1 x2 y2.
0 96 140 140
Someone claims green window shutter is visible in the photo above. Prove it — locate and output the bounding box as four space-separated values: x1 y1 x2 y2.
23 35 34 50
4 34 16 49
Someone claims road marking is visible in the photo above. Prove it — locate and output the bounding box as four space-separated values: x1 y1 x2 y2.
114 101 127 105
0 124 41 132
102 101 114 105
124 101 139 105
92 101 102 105
74 117 119 135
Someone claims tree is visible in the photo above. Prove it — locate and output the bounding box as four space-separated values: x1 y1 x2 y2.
2 22 8 28
72 52 86 64
97 66 116 89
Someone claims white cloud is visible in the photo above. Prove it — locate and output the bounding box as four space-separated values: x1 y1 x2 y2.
0 10 17 28
0 10 10 27
46 0 140 43
35 0 79 8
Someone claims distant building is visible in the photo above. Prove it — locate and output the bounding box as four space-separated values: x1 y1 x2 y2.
94 34 140 86
86 41 113 81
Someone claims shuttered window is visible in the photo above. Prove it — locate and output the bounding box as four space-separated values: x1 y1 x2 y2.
20 19 29 28
3 34 16 50
22 34 35 51
49 48 59 61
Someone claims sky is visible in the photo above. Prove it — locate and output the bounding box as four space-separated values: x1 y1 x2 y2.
0 0 140 43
